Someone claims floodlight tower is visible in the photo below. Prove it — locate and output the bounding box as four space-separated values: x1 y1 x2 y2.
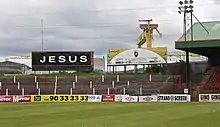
137 19 162 49
178 0 194 92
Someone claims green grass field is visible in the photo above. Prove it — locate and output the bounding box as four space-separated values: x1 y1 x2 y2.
0 102 219 127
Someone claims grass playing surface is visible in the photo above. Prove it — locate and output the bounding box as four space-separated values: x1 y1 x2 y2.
0 102 219 127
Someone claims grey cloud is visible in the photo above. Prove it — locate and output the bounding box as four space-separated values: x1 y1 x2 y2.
0 0 219 58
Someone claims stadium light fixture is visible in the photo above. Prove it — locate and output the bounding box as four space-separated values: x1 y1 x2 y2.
179 1 183 5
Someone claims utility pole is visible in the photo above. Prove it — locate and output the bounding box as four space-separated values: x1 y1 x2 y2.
41 18 44 51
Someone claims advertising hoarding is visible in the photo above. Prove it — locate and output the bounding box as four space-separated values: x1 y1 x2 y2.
32 51 94 71
107 47 167 65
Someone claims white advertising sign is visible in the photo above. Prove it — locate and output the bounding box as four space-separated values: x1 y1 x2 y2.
199 94 220 102
122 96 138 102
139 95 158 102
115 95 138 102
115 95 129 102
157 94 191 102
88 95 102 102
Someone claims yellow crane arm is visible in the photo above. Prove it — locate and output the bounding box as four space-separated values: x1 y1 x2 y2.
137 33 146 48
155 28 162 37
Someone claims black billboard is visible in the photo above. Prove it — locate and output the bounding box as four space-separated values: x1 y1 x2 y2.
32 51 94 71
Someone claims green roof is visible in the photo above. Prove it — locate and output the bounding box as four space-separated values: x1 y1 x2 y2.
177 21 220 41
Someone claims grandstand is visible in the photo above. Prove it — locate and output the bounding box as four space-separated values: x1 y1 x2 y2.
175 21 220 100
0 74 177 96
0 21 219 103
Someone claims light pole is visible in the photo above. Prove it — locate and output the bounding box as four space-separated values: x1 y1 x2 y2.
178 0 194 93
41 18 44 52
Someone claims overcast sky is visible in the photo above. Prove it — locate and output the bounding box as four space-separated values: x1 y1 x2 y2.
0 0 219 57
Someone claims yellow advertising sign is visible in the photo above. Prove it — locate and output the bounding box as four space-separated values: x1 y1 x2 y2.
147 47 167 61
32 95 88 102
190 53 200 57
107 49 126 62
107 47 167 63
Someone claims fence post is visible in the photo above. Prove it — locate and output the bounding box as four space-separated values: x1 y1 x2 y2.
75 75 78 82
55 75 58 83
54 88 57 95
6 88 8 96
17 82 20 90
38 88 41 95
22 88 25 95
36 82 39 89
13 76 16 83
54 81 57 89
72 82 75 89
112 81 115 88
107 88 110 95
89 81 93 89
34 76 37 83
116 75 119 82
127 81 130 87
101 75 105 82
93 87 95 95
139 87 142 95
70 88 73 95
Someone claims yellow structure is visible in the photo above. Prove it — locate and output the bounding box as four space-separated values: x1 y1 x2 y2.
137 19 162 48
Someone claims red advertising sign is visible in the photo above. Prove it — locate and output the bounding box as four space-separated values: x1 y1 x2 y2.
125 96 135 101
0 96 13 102
14 96 32 102
102 94 115 102
139 95 158 102
142 96 153 101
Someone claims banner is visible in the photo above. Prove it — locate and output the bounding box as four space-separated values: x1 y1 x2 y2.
210 94 220 102
139 95 158 102
88 95 102 102
102 95 115 102
157 94 190 102
0 96 13 102
33 95 88 102
115 95 138 102
199 94 220 102
107 47 167 64
107 49 126 63
122 96 138 102
115 95 129 102
14 96 32 102
147 47 167 62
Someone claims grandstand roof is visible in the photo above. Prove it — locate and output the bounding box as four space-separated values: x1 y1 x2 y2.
175 21 220 56
177 21 220 41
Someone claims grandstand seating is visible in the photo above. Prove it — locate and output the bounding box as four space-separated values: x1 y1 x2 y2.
0 74 183 95
203 67 220 90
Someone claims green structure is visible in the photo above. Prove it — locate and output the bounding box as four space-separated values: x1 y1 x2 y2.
175 21 220 57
